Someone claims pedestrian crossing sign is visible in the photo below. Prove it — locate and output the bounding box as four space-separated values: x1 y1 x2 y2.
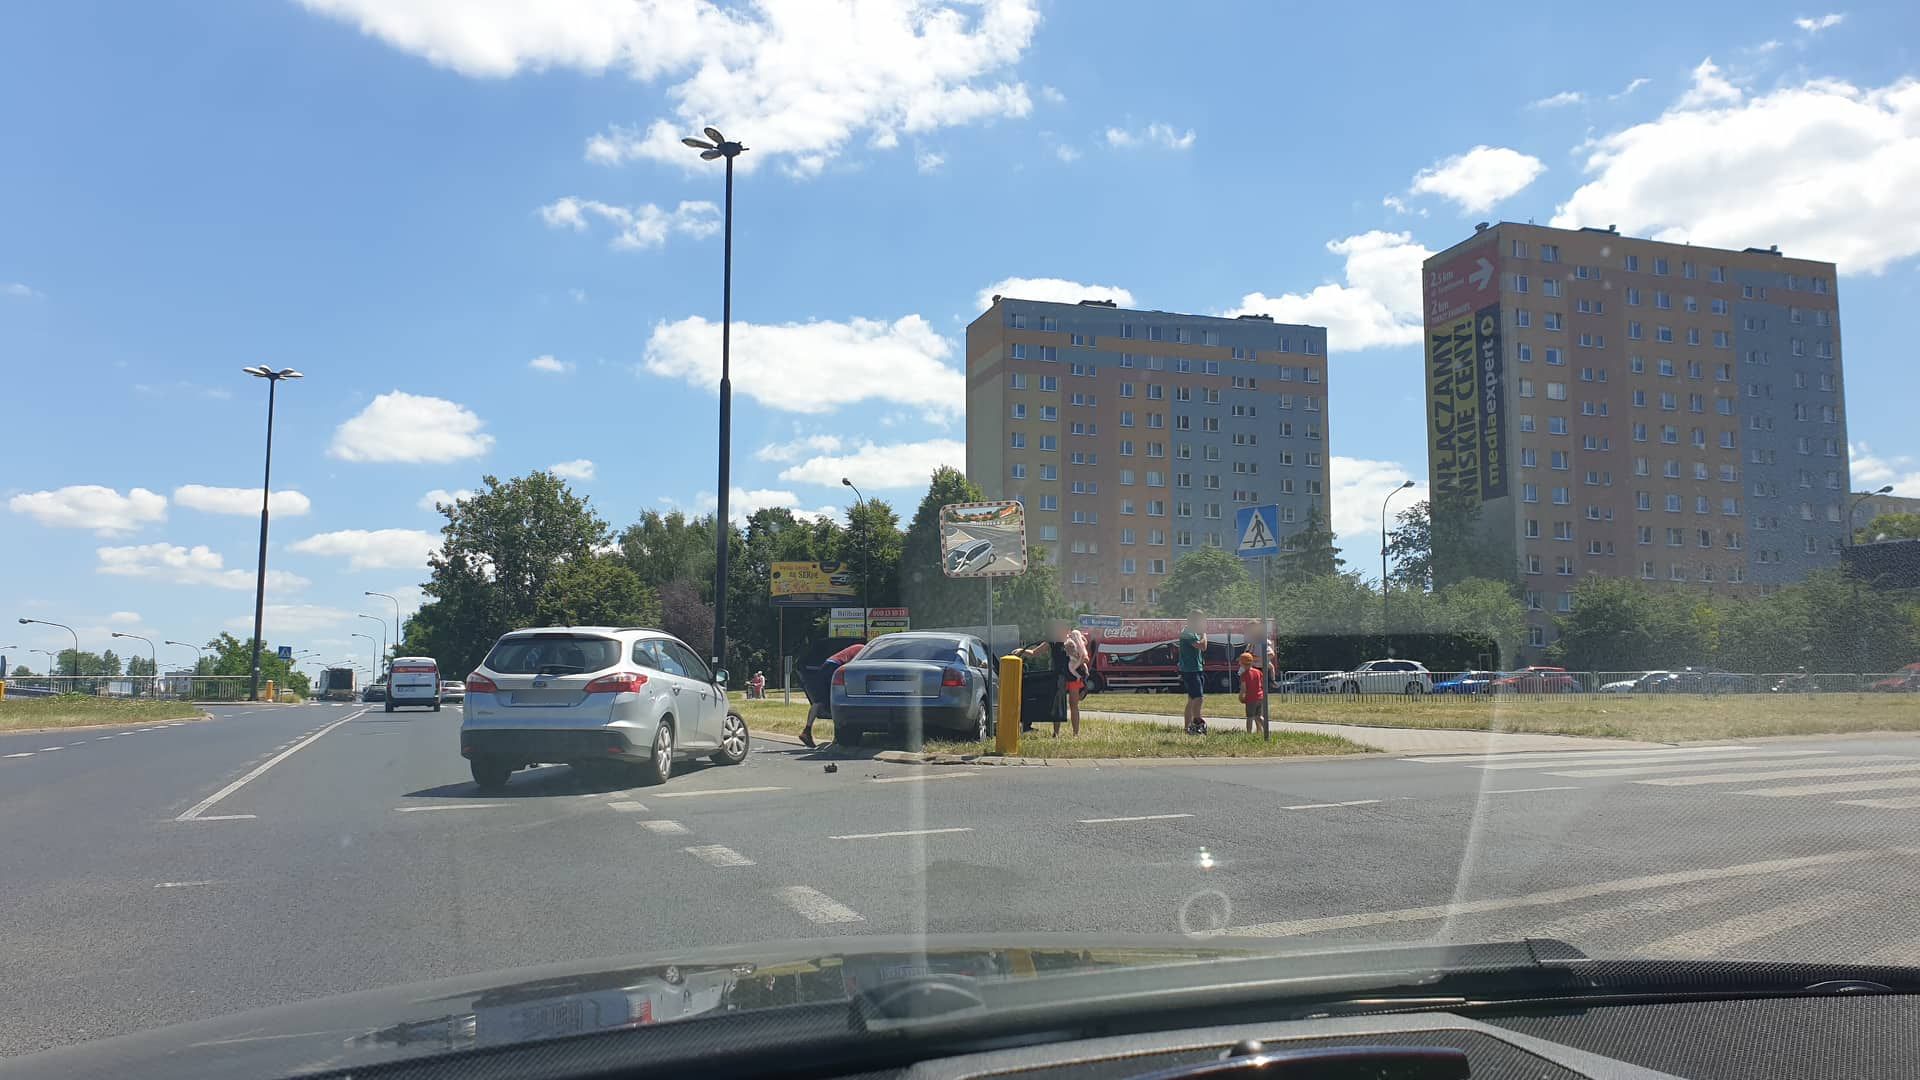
1235 504 1280 558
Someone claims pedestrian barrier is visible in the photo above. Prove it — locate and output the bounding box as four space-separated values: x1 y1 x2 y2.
1088 668 1918 706
0 674 267 701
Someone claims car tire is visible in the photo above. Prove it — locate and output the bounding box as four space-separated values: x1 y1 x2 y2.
432 702 441 712
1405 681 1426 696
969 695 990 742
1343 681 1360 695
469 756 511 793
384 700 394 713
1083 674 1103 695
711 712 749 765
637 720 674 785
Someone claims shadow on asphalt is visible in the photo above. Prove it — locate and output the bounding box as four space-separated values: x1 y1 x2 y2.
404 759 728 800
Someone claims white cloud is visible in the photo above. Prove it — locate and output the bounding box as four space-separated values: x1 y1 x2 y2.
1530 90 1585 109
755 434 845 462
777 438 967 490
8 485 167 536
568 287 589 304
549 458 596 481
1328 456 1427 576
299 0 1039 175
915 149 946 174
418 488 473 512
107 611 142 625
528 354 573 374
96 543 310 591
537 196 719 250
975 276 1134 311
223 604 357 635
288 528 440 571
642 314 963 416
1612 77 1651 99
691 487 839 525
1040 84 1066 105
1223 230 1432 351
131 381 233 400
1408 145 1546 213
1794 13 1845 32
3 282 42 299
1380 194 1426 217
1054 144 1081 163
329 391 495 463
1104 122 1196 151
173 485 311 517
1552 63 1920 273
1851 442 1920 497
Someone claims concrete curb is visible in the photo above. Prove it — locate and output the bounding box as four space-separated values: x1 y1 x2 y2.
0 710 212 735
868 748 1385 768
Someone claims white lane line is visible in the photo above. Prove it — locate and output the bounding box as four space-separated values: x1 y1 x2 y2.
1485 786 1579 794
654 785 788 799
1638 893 1870 958
639 820 689 835
175 710 364 822
1554 752 1868 778
193 815 257 822
1404 746 1755 765
869 771 978 784
1283 799 1380 810
777 886 865 924
1078 813 1195 824
684 844 755 867
1644 764 1920 788
94 735 115 741
154 881 220 889
37 747 62 752
1740 777 1920 798
1469 750 1774 771
830 826 974 840
395 804 504 813
1205 848 1893 939
1527 883 1746 940
1838 794 1920 810
605 800 648 812
4 752 34 759
66 742 86 748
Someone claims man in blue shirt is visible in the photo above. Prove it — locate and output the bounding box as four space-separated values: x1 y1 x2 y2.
1176 611 1207 735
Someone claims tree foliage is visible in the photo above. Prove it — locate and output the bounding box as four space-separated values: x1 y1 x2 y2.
900 467 988 629
1278 505 1343 583
1153 546 1252 616
1857 513 1920 544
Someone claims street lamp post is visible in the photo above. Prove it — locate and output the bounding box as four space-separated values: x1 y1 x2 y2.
18 618 80 676
841 478 870 641
110 632 157 691
1380 481 1416 638
242 365 303 702
165 639 207 674
682 126 748 671
33 649 57 676
356 613 387 675
365 591 401 651
1847 485 1896 546
352 633 379 679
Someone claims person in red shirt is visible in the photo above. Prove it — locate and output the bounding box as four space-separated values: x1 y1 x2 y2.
801 642 865 748
1237 652 1267 735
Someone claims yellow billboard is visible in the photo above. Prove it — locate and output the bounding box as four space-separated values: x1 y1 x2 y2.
769 561 859 606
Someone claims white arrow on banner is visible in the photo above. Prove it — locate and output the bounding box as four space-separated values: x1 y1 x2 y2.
1468 257 1494 290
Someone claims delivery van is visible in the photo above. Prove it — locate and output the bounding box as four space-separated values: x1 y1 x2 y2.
386 656 442 713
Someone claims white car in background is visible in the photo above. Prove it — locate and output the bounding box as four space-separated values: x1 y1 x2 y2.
1323 659 1433 696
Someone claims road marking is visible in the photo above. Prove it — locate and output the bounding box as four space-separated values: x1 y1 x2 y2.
1642 763 1920 788
175 710 364 822
154 881 219 889
605 800 648 812
684 844 755 867
1638 893 1869 958
1838 794 1920 810
1469 749 1773 771
193 814 257 821
4 752 34 759
639 820 689 835
1404 746 1755 765
1527 883 1744 940
654 785 788 798
776 885 865 924
830 826 974 840
1206 848 1893 940
870 771 978 784
1554 752 1868 778
66 742 86 748
1485 786 1579 794
1078 813 1195 824
37 747 62 752
1740 777 1920 798
94 735 115 741
395 804 504 813
1283 799 1380 810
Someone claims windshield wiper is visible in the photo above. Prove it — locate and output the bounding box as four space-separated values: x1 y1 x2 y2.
534 664 586 675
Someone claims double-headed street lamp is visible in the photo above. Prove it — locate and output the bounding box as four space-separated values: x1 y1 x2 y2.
165 639 207 674
32 649 58 676
242 364 303 703
365 591 401 652
18 618 79 676
352 633 379 677
841 478 871 641
356 613 387 674
1380 480 1417 633
110 631 157 677
1847 485 1896 546
682 125 748 670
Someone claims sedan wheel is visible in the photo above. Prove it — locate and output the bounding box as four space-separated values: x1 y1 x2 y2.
971 695 990 742
1405 681 1426 696
639 721 674 785
711 712 749 765
469 756 511 793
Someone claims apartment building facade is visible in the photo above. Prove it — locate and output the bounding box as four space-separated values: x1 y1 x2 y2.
966 297 1330 613
1423 222 1850 653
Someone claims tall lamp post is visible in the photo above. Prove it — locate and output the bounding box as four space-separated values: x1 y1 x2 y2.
165 639 207 671
356 613 387 675
365 591 401 652
1847 485 1895 546
242 365 303 702
19 618 80 676
352 633 379 680
841 478 870 640
33 649 58 676
681 126 747 670
110 632 157 686
1380 480 1416 637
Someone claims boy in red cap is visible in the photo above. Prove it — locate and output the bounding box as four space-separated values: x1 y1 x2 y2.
1237 652 1268 735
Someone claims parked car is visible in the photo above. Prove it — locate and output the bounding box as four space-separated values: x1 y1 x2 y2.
439 679 465 703
830 632 996 745
1871 662 1920 692
1272 669 1341 695
1647 669 1748 694
1599 671 1664 693
1491 666 1580 694
361 681 387 703
460 626 749 792
1432 670 1501 695
943 539 994 575
1322 659 1432 696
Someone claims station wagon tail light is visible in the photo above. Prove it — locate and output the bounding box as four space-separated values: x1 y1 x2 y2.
465 674 498 695
584 671 648 694
832 667 847 685
941 668 966 687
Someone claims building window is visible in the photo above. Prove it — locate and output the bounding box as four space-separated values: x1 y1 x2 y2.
1010 432 1026 449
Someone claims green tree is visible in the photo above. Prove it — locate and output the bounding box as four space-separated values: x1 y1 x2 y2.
620 510 715 589
1548 578 1710 672
1153 546 1253 616
10 664 30 677
1278 506 1343 583
1273 572 1381 636
1794 568 1919 672
1857 512 1920 544
1428 490 1517 588
200 632 299 691
899 467 990 629
1434 578 1527 668
126 655 157 677
1383 500 1434 589
534 554 660 629
658 581 714 655
993 546 1070 643
1717 592 1814 672
56 649 106 676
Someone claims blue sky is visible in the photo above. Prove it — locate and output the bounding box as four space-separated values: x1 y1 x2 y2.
5 0 1919 670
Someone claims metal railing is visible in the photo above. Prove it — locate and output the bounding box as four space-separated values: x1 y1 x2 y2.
1246 669 1920 702
0 675 268 702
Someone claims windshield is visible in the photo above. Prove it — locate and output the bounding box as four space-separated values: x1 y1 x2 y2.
4 0 1919 1073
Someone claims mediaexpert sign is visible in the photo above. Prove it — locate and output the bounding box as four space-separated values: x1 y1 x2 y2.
1425 243 1507 506
769 561 860 606
938 501 1028 578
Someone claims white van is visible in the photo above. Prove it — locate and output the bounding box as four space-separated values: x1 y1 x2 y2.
386 656 442 712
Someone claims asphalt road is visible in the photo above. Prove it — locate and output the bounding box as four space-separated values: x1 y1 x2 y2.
7 701 1920 1057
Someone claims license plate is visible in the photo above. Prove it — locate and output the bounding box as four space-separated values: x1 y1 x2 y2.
867 679 914 694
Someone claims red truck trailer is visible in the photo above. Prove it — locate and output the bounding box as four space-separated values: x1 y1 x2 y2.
1076 616 1273 694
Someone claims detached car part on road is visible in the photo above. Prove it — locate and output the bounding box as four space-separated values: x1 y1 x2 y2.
459 627 749 792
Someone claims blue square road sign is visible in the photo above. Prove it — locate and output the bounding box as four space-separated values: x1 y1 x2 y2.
1234 504 1281 559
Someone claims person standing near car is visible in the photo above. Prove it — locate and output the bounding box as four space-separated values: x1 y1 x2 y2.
1178 612 1208 735
1015 629 1071 737
1062 621 1090 736
801 642 864 748
1237 652 1267 735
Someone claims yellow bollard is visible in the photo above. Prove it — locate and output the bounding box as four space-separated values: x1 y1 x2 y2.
263 679 276 702
0 680 7 702
996 655 1021 756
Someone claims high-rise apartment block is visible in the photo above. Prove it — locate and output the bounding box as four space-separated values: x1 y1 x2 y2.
1423 222 1850 653
966 297 1329 613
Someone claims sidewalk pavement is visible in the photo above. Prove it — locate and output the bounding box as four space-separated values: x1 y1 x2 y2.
1083 709 1671 755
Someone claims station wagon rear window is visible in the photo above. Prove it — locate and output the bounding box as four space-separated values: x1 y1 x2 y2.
484 635 621 675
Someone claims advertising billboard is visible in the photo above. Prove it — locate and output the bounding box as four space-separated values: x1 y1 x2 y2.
938 501 1028 578
1424 243 1507 505
769 561 860 606
828 607 911 638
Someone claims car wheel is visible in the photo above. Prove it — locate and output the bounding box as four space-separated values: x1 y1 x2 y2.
1343 681 1360 695
383 700 394 713
638 720 674 785
834 719 862 747
1083 674 1103 695
969 695 989 742
432 702 441 712
711 712 749 765
469 756 511 793
1405 681 1426 696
